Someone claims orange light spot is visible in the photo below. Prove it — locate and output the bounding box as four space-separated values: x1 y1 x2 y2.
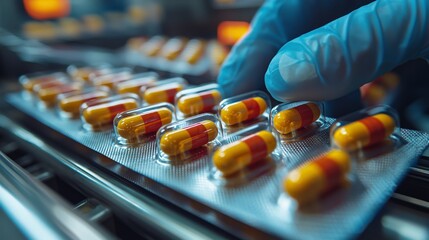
217 21 250 46
23 0 70 20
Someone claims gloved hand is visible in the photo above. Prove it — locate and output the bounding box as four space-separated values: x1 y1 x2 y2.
217 0 429 116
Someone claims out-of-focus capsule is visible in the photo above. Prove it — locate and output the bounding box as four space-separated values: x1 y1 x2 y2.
59 91 109 115
116 108 173 140
144 83 184 104
333 113 396 151
68 66 110 81
273 103 321 134
220 97 267 125
92 71 133 89
33 80 67 92
20 72 67 92
160 120 218 156
141 36 166 57
82 98 139 127
213 130 276 176
284 149 350 205
161 37 187 61
38 83 83 105
116 77 156 95
177 90 222 116
182 39 206 65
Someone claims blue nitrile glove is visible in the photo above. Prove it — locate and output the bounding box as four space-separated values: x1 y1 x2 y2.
218 0 429 117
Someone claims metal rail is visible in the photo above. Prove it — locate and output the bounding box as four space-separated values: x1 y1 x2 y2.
0 152 113 240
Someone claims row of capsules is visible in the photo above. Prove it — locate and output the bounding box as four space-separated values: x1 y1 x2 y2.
127 36 229 76
19 67 401 208
102 79 401 208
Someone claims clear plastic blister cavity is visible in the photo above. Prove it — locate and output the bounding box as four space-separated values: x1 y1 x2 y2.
271 101 327 142
114 103 175 146
330 105 401 158
90 67 133 89
218 91 271 133
67 64 111 82
209 124 284 186
156 113 222 164
114 72 159 95
80 93 140 131
142 77 188 105
57 87 110 118
20 71 69 93
175 83 222 119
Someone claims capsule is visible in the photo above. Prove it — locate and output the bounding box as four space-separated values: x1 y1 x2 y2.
220 97 267 125
177 90 222 116
82 99 139 127
273 103 321 134
93 72 132 89
116 77 156 95
144 83 184 105
70 67 109 81
284 149 350 205
38 84 82 105
116 108 173 140
21 73 66 92
59 91 109 115
33 80 67 93
160 120 218 156
213 130 276 176
183 40 206 65
141 36 165 57
161 38 187 61
333 113 396 151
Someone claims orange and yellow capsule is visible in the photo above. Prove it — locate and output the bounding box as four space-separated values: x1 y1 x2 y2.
144 83 184 105
21 73 66 92
177 90 222 116
92 72 133 89
141 36 165 57
160 120 218 156
213 130 276 176
116 108 173 140
182 39 206 65
82 98 139 127
332 113 396 151
116 77 156 95
59 91 109 115
161 38 188 61
273 103 321 134
220 97 267 125
38 83 82 105
284 149 350 206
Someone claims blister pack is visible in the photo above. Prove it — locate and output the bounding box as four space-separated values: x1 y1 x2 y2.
8 70 429 240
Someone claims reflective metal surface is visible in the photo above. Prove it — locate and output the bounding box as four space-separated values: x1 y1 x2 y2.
0 152 112 240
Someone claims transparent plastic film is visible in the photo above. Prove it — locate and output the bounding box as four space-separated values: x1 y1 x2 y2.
218 91 271 134
57 87 110 118
114 103 175 146
143 77 188 105
156 113 222 164
114 72 159 95
20 71 69 93
330 105 401 159
175 83 222 119
271 101 327 142
80 93 140 131
90 68 133 89
210 124 284 186
67 64 111 82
